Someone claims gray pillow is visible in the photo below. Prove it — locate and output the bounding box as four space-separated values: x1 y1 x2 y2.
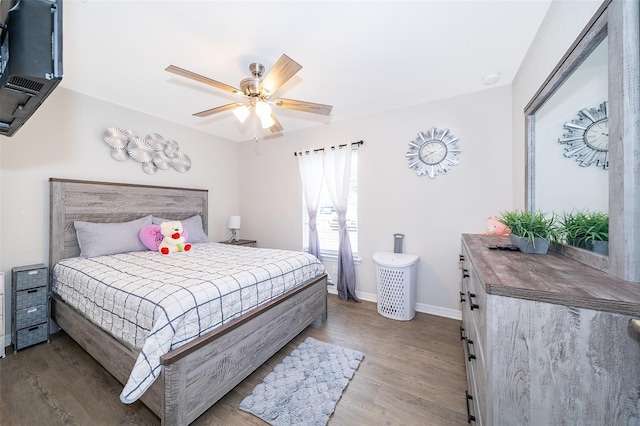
74 215 153 258
152 214 209 243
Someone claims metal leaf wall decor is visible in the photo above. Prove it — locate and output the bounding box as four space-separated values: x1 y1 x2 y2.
102 127 192 174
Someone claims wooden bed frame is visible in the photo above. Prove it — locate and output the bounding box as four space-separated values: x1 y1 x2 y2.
48 178 328 425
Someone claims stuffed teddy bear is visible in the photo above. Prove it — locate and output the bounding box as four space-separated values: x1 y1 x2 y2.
158 221 191 255
483 215 511 236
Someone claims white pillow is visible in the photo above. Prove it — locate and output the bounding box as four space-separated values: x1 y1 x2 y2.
74 215 153 258
152 214 209 243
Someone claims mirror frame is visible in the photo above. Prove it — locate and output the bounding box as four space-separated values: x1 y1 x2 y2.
524 0 640 282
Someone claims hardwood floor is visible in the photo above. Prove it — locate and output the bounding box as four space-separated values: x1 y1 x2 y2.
0 294 468 425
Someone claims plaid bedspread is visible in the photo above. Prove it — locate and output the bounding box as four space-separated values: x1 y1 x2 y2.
51 243 326 403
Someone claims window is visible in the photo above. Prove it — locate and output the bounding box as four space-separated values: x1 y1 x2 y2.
302 150 358 258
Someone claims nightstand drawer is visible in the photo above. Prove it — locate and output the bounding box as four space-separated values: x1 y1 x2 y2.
15 266 47 291
16 323 48 350
16 304 47 329
15 287 47 311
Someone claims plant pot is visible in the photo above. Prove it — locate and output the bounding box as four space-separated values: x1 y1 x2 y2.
569 239 609 255
591 240 609 256
509 234 550 254
573 238 591 250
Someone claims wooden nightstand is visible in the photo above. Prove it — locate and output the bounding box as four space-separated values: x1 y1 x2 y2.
218 239 257 248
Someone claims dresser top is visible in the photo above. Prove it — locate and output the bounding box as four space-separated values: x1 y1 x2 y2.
462 234 640 316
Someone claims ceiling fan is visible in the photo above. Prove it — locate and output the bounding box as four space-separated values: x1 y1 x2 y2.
165 54 333 138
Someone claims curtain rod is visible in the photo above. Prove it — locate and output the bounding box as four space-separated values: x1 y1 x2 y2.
293 140 364 157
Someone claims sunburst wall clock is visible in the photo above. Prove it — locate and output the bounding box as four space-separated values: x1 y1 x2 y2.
558 101 608 169
406 127 461 178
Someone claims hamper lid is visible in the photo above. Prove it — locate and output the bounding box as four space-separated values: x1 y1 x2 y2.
373 251 420 268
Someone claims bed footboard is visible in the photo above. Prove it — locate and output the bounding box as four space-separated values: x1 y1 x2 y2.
52 274 328 425
51 295 164 415
161 274 327 425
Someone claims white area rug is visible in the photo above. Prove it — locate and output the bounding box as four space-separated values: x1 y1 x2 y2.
239 337 364 426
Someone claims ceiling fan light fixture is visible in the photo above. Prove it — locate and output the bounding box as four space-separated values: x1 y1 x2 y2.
255 100 272 119
259 113 275 129
166 54 333 138
255 101 275 128
232 104 251 123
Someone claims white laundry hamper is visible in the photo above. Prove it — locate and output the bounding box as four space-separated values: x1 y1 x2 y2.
373 252 420 320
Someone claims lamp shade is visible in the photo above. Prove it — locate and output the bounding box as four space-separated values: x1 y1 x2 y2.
232 105 251 123
228 215 241 230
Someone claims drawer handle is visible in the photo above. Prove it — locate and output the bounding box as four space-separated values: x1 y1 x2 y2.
27 308 38 313
28 326 39 331
465 391 476 423
629 319 640 335
468 292 480 310
459 254 465 262
460 326 466 341
459 291 466 303
462 269 470 278
465 338 476 361
28 270 39 275
27 289 38 294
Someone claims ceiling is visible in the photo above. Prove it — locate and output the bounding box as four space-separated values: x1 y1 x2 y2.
60 1 552 143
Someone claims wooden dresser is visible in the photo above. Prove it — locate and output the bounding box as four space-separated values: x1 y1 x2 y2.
460 234 640 425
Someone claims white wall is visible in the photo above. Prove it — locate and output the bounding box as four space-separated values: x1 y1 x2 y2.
239 86 514 318
511 0 604 209
0 87 240 343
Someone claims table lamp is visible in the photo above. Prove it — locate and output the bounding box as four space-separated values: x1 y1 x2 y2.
228 215 241 242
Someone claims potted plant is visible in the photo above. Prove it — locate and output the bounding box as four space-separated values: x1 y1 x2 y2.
559 210 609 255
498 210 558 254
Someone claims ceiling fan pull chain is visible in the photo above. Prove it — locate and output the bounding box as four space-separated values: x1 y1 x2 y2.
253 110 258 142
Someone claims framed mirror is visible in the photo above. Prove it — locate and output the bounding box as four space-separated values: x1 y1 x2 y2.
524 0 640 282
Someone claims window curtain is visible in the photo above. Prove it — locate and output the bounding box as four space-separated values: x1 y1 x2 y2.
323 146 360 302
297 152 324 261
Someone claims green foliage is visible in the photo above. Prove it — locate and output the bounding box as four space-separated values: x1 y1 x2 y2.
498 210 558 245
559 210 609 246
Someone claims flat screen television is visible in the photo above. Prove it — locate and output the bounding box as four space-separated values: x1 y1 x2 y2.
0 0 62 137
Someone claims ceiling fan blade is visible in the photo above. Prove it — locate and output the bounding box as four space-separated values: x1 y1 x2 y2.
166 65 243 95
259 54 302 97
269 113 284 133
193 102 245 118
272 98 333 116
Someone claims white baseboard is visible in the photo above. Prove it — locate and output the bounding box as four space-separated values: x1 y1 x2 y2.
415 302 461 320
327 287 462 320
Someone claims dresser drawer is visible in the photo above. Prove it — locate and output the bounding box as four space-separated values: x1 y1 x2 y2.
14 266 48 291
15 304 47 330
460 246 472 321
466 359 485 425
15 286 47 311
15 323 48 350
467 266 487 357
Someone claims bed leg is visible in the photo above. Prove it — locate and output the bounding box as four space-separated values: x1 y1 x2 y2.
323 293 328 321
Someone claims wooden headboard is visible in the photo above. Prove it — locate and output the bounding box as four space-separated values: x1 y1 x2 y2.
49 178 209 267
